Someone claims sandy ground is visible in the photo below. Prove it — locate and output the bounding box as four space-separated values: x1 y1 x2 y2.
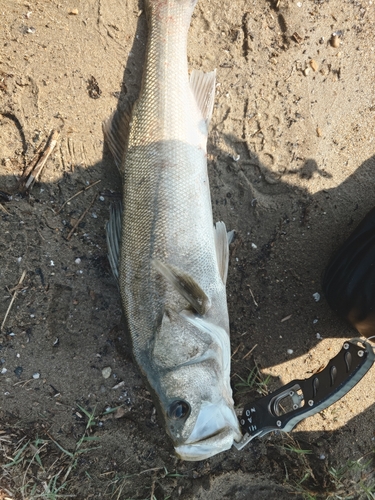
0 0 375 498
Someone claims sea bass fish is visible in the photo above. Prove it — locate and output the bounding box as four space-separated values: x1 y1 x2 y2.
103 0 241 461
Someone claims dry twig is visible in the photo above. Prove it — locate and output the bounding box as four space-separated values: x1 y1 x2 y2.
242 343 258 360
21 129 59 190
66 194 97 240
56 179 101 214
1 270 27 332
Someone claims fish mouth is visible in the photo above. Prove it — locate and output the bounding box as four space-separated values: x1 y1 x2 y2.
174 402 242 461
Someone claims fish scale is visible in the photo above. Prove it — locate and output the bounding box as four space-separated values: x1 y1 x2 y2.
103 0 242 461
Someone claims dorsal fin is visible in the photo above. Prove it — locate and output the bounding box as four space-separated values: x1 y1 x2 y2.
102 100 133 173
214 221 233 285
190 69 216 128
105 202 123 282
153 260 210 315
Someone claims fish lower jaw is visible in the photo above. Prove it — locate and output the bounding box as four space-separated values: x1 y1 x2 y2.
174 426 241 461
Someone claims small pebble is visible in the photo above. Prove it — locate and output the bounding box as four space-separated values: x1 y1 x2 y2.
114 407 126 419
1 368 7 375
303 67 310 76
50 260 55 267
99 196 105 202
330 35 340 48
251 243 257 249
313 318 318 324
316 127 322 137
17 257 22 263
33 372 40 379
75 258 81 264
309 59 319 72
102 366 112 379
316 333 322 340
14 366 23 378
112 381 125 390
69 8 79 15
287 349 294 355
313 292 321 302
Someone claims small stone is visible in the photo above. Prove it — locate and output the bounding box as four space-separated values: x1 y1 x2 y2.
99 196 105 202
1 368 7 375
287 349 294 355
14 366 23 378
75 258 81 264
330 35 340 48
33 372 40 379
309 59 319 72
303 67 310 76
69 8 79 15
251 243 257 249
313 292 321 302
102 366 112 379
316 127 322 137
114 407 126 419
292 32 303 44
316 333 322 340
50 260 55 267
112 381 125 390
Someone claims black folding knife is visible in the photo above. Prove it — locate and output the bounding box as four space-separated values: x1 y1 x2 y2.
234 338 374 450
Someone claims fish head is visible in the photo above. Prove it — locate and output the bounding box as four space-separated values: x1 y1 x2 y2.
150 310 242 460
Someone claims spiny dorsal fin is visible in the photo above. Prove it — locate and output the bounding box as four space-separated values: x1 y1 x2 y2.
214 221 233 285
102 100 133 173
105 202 123 282
190 69 216 128
153 260 210 315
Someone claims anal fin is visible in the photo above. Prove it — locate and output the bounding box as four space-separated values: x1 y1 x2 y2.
106 202 123 282
102 100 133 173
190 69 216 128
214 221 232 285
153 260 210 315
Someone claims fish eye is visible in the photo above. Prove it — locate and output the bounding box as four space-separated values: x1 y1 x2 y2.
167 400 191 420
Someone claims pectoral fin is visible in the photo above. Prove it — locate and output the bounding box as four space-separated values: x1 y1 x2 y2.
105 202 122 282
214 221 233 285
190 69 216 128
102 100 133 173
153 260 210 315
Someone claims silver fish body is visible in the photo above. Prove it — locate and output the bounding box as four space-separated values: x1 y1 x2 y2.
104 0 241 460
